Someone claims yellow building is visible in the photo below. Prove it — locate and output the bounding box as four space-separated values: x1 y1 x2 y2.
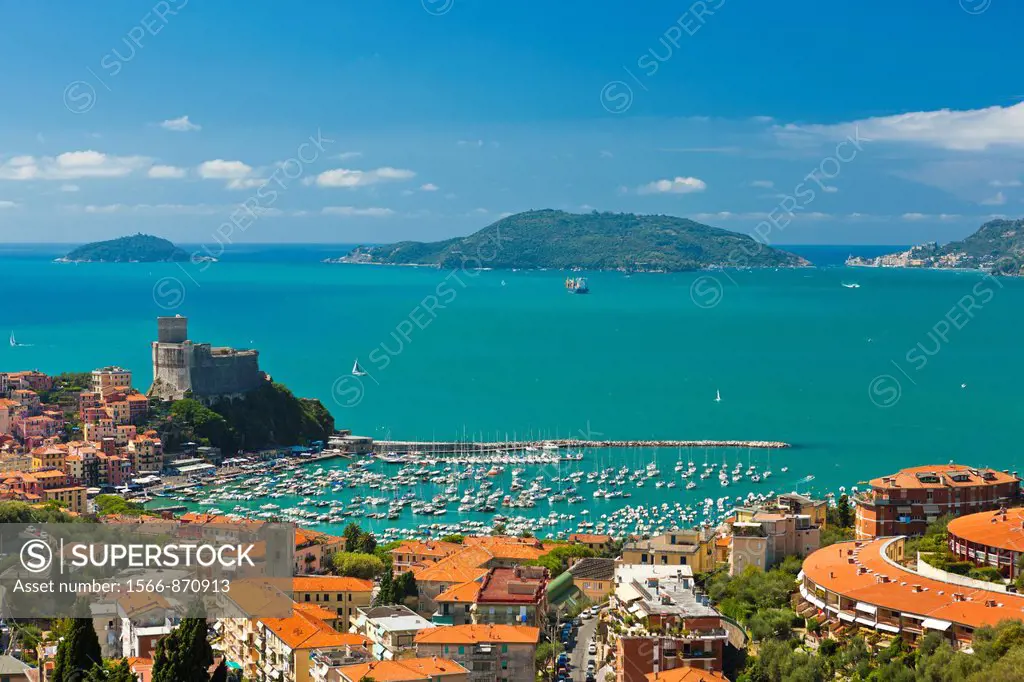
31 445 67 471
45 486 87 514
291 576 374 631
620 529 716 573
567 557 616 603
92 366 133 392
128 432 163 474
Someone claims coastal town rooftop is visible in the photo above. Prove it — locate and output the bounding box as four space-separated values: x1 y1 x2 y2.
801 537 1024 630
865 464 1018 490
947 507 1024 553
613 563 719 619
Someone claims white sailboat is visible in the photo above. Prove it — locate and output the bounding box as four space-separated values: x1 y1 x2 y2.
352 360 367 376
9 331 17 347
714 389 721 403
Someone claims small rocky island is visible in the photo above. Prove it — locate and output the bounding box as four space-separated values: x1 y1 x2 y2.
57 233 209 263
324 209 811 271
847 218 1024 274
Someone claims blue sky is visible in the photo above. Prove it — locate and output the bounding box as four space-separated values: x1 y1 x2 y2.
0 0 1022 244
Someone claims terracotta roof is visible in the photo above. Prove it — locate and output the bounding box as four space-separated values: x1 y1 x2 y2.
414 624 540 645
260 607 365 651
295 527 343 548
568 557 615 582
477 566 547 604
336 657 469 681
948 508 1024 553
292 576 373 593
413 545 491 584
391 539 462 559
645 668 730 682
802 539 1024 629
435 580 482 603
868 464 1018 490
569 533 612 544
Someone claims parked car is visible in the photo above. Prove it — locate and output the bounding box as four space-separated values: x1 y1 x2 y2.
588 642 597 655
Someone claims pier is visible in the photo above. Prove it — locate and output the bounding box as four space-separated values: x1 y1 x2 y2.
371 438 790 455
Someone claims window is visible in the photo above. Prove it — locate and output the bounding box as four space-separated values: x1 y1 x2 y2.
661 555 668 565
502 644 508 653
459 646 465 654
304 594 310 602
641 553 649 564
502 660 508 669
444 645 449 654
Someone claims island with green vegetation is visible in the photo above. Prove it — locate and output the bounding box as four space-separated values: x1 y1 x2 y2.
326 209 811 271
847 218 1024 274
57 233 199 263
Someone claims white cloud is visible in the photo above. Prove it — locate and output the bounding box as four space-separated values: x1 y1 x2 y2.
67 203 277 216
0 200 17 208
990 179 1022 187
59 184 79 192
779 102 1024 151
335 151 363 160
160 116 201 132
821 185 839 193
600 150 614 159
312 166 415 188
750 180 774 189
0 151 150 180
637 176 707 195
420 183 439 192
322 206 395 217
980 191 1007 206
226 178 266 190
457 139 484 148
148 165 187 179
197 159 253 180
901 213 928 221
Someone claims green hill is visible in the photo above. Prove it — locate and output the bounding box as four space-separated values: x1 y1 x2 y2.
847 218 1024 273
331 210 810 271
60 233 190 263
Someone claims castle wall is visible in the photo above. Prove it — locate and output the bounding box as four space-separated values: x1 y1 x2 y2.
188 344 265 397
150 341 193 399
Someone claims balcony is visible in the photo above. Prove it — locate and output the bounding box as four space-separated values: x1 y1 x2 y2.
431 612 454 626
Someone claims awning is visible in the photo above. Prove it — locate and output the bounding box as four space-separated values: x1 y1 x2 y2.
877 623 901 634
855 602 877 615
921 618 952 631
838 612 855 623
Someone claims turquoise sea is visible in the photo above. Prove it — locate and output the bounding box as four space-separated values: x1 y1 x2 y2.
2 244 1021 533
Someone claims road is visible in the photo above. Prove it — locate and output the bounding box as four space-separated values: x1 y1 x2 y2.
570 614 599 681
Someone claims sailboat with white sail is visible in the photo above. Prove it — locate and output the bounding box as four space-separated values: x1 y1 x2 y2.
352 360 367 376
714 389 721 403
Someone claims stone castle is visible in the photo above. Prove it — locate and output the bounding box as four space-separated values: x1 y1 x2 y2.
148 316 267 401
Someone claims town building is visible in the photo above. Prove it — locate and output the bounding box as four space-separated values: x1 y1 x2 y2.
414 624 539 682
569 533 614 554
609 564 735 682
798 537 1024 650
127 431 164 474
567 557 617 603
728 505 821 575
620 529 717 573
115 593 179 658
148 315 267 401
331 657 470 682
92 366 133 392
947 507 1024 579
391 539 462 572
223 604 372 682
433 566 549 628
349 605 435 660
291 576 374 631
854 464 1020 539
644 669 730 682
294 528 347 575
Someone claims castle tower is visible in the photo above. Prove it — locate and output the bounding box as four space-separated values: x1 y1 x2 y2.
149 316 194 399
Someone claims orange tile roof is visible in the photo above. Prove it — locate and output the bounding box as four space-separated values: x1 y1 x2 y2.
948 508 1024 553
260 607 364 651
569 533 611 544
869 464 1018 490
391 539 462 559
292 576 373 593
802 538 1024 629
295 527 343 547
336 657 468 681
645 669 730 682
415 624 540 645
435 580 482 603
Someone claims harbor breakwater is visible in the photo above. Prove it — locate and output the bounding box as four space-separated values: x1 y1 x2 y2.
372 439 791 454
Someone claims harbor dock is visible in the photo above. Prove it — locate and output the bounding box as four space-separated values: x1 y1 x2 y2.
371 438 790 455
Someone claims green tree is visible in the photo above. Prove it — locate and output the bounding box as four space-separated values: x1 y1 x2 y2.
209 659 228 682
332 552 385 579
51 617 102 682
87 659 137 682
375 567 397 606
152 617 213 682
